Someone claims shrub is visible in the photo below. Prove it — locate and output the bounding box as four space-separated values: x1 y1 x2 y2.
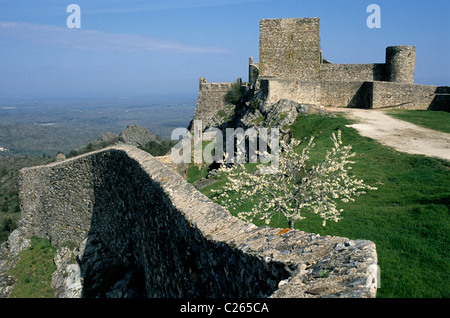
224 82 244 105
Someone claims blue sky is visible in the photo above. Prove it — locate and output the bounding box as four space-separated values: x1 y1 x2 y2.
0 0 448 100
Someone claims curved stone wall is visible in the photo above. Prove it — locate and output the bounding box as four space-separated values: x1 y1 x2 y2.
16 145 378 298
385 46 416 84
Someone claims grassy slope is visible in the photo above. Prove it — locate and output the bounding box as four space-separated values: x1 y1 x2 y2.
7 237 57 298
190 113 450 298
288 114 449 298
385 109 450 134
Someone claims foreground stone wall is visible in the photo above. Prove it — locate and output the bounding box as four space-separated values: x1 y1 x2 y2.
14 145 378 298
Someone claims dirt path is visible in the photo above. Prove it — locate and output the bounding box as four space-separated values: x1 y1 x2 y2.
330 108 450 161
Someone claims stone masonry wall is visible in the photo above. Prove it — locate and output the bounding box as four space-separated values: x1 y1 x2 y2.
13 145 379 298
429 87 450 112
371 82 437 109
320 81 373 108
320 64 386 82
262 79 373 108
385 46 416 84
192 17 441 117
189 81 235 132
259 18 321 81
261 79 321 106
259 78 444 109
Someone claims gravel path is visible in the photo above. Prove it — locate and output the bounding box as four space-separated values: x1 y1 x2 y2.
332 108 450 161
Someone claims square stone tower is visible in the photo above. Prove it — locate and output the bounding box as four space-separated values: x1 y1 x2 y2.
259 18 321 81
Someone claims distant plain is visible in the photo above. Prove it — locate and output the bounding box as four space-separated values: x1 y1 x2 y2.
0 96 196 156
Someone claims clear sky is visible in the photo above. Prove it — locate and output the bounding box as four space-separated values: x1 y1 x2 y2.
0 0 448 100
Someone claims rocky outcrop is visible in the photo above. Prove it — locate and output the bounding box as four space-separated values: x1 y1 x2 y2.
0 145 378 298
55 153 67 162
118 125 160 148
0 228 31 298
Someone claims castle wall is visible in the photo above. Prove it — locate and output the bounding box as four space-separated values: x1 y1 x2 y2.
262 79 374 108
15 145 379 298
385 46 416 84
429 87 450 112
371 82 437 109
259 78 444 110
249 62 260 87
189 81 235 131
320 64 386 82
261 79 321 105
320 81 373 108
259 18 321 81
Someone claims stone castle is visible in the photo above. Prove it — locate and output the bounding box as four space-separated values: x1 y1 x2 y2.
191 17 449 131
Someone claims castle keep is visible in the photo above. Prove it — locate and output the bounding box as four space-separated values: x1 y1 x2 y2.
191 17 448 130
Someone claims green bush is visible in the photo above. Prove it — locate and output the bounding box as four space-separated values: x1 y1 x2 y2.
139 140 176 157
224 82 243 105
2 217 15 233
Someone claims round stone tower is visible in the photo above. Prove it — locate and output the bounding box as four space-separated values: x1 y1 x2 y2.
385 46 416 84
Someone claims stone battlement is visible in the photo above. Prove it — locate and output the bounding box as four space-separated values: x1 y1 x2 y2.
9 145 378 298
200 82 235 91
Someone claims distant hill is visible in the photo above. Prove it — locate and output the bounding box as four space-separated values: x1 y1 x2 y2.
0 124 100 157
0 97 196 157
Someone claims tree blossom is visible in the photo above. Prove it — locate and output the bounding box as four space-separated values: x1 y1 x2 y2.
211 130 377 228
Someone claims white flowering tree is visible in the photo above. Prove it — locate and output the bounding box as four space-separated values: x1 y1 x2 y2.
211 130 376 228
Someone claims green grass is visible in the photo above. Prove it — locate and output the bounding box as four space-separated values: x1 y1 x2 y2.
385 109 450 133
288 114 449 298
7 237 57 298
189 113 450 298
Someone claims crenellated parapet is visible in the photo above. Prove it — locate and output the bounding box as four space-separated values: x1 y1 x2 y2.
189 78 243 132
